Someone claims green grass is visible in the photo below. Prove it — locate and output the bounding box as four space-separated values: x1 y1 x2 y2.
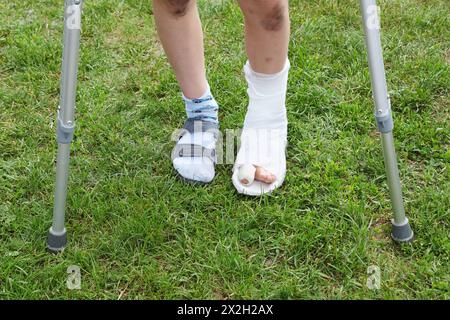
0 0 449 299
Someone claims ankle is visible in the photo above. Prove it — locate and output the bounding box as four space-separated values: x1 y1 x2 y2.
244 59 290 97
183 84 219 123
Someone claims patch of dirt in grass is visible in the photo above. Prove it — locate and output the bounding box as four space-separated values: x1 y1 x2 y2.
213 289 226 300
430 95 450 123
370 216 391 242
369 129 380 138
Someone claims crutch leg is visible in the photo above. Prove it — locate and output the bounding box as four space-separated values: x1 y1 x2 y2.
360 0 413 242
47 0 83 252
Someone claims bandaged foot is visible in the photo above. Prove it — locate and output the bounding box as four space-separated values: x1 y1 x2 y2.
172 85 219 183
232 59 290 196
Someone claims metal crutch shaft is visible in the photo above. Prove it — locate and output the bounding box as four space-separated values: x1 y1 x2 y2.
47 0 83 252
360 0 413 242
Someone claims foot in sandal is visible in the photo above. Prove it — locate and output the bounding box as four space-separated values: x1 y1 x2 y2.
172 85 219 184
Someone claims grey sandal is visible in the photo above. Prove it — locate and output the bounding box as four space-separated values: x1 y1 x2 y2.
171 119 219 184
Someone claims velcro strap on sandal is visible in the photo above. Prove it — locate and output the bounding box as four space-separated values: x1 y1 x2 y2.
172 144 217 163
179 119 219 139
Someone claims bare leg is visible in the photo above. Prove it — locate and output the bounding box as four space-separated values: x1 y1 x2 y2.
154 0 219 184
238 0 290 184
238 0 290 74
153 0 207 98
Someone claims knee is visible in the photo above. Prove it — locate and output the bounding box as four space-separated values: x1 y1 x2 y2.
166 0 191 17
241 0 287 32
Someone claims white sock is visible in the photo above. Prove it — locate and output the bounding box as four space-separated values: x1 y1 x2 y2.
232 59 290 195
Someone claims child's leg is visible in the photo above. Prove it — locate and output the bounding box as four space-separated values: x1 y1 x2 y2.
234 0 291 195
153 0 207 98
153 0 220 183
239 0 290 74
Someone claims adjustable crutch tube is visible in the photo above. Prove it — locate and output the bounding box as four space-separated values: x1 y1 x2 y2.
360 0 413 242
47 0 83 252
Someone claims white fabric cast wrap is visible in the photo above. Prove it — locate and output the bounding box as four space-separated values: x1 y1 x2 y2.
232 59 290 196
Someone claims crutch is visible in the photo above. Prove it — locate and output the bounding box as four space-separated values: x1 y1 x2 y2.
47 0 83 252
360 0 413 242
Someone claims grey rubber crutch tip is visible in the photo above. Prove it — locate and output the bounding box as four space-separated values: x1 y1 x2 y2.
391 218 414 243
47 228 67 253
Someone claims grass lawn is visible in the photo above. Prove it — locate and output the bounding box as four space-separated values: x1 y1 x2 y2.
0 0 449 299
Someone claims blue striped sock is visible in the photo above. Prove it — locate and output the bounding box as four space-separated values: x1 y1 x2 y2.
183 85 219 124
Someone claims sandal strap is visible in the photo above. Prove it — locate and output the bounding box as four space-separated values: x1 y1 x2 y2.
172 119 219 163
179 119 219 139
172 144 217 163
